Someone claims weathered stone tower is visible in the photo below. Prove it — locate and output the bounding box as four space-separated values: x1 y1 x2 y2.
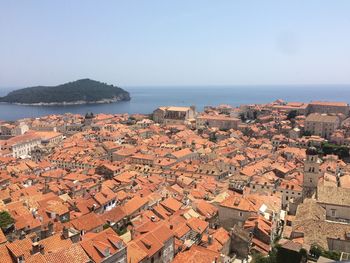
303 146 320 198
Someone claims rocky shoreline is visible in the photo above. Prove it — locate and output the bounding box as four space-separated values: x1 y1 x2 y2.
3 97 129 106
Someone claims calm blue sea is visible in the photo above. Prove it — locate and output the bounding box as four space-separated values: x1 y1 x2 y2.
0 85 350 121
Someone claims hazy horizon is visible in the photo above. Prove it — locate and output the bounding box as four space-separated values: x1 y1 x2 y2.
1 1 350 87
1 83 350 91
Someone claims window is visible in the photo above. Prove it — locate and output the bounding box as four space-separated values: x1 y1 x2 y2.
331 209 336 217
239 212 243 217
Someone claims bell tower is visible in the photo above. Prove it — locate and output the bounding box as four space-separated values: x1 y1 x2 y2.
303 146 320 198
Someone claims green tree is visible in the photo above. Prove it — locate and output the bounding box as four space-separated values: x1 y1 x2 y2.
0 79 130 104
0 211 14 230
310 244 341 261
299 248 308 261
321 142 350 159
302 130 312 137
310 244 323 258
323 250 341 260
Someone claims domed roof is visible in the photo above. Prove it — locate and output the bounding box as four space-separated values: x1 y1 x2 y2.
85 112 94 119
306 146 318 156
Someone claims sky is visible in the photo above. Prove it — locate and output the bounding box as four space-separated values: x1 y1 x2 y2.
1 1 350 87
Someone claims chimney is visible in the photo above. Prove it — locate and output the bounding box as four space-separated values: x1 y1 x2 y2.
31 242 43 255
130 227 135 239
170 224 173 230
48 221 54 235
208 235 213 245
20 230 26 240
63 226 69 239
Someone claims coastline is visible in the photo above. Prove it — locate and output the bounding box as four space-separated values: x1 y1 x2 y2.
0 97 130 106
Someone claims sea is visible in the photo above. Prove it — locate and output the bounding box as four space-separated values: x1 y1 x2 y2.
0 85 350 121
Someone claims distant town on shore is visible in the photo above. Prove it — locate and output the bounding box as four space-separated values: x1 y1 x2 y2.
0 99 350 262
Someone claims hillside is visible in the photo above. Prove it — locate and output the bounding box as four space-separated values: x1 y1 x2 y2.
0 79 130 105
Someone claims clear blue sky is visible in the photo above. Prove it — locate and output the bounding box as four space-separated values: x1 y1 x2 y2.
1 1 350 87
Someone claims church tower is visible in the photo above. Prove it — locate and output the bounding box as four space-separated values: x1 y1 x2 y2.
303 146 320 198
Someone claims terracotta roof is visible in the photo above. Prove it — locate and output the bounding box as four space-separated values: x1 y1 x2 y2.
69 212 104 232
44 244 90 263
100 206 126 224
220 194 262 212
80 228 126 263
170 148 194 159
160 197 183 213
124 196 149 216
186 217 208 235
0 228 6 244
195 200 218 219
39 233 72 254
127 241 148 263
172 245 220 263
305 113 339 123
310 101 348 107
6 237 33 259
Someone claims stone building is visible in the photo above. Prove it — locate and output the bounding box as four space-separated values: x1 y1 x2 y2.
0 132 41 158
304 113 340 139
308 101 349 116
303 147 321 198
153 106 196 125
317 185 350 223
196 115 240 130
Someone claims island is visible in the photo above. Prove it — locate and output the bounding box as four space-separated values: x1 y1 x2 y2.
0 78 131 105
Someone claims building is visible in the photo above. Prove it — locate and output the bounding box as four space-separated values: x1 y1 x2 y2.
196 115 240 130
127 223 175 263
277 181 303 210
230 225 252 259
304 113 340 139
218 195 263 230
271 102 309 115
0 132 41 158
130 153 154 166
35 131 63 145
308 101 349 115
0 122 29 137
303 147 321 198
80 228 127 263
292 199 350 253
153 106 196 125
317 185 350 223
